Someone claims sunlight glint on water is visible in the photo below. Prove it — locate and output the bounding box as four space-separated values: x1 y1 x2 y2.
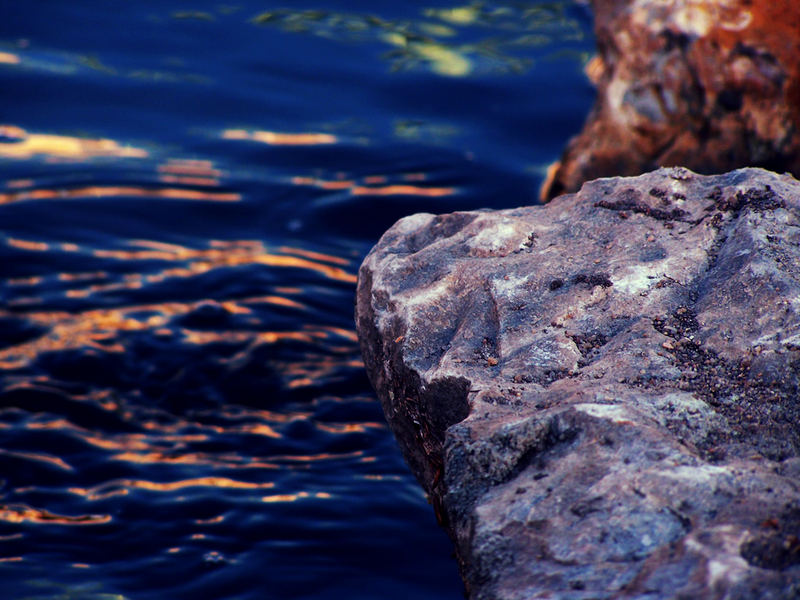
0 1 594 598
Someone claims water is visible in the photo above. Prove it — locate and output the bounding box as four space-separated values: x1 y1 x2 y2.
0 2 594 598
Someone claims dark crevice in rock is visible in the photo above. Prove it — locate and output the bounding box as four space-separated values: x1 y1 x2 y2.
572 272 614 289
652 312 800 462
740 506 800 570
594 195 689 222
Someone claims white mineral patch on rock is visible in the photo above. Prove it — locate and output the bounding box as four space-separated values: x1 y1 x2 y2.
612 263 661 294
467 219 523 257
575 402 634 423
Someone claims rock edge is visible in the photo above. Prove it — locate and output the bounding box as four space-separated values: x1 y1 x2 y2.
357 168 800 599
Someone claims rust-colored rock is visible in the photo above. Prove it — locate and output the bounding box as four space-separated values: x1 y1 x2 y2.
541 0 800 201
357 168 800 599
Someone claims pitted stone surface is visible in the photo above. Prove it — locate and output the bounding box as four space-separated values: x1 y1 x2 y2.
356 168 800 599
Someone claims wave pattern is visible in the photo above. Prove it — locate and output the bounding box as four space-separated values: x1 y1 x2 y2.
0 0 594 597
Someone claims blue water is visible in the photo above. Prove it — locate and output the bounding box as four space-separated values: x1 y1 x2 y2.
0 2 594 598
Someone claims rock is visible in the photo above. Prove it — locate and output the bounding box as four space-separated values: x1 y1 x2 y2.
356 168 800 599
540 0 800 201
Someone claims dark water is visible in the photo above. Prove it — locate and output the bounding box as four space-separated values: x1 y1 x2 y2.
0 2 594 598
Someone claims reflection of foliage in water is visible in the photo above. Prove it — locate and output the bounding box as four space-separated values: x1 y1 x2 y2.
251 2 587 77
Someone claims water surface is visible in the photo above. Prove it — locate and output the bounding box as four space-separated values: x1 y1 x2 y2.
0 2 594 598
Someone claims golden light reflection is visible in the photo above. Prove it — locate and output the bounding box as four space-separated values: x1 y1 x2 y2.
69 477 274 501
0 505 111 525
222 129 337 146
24 418 280 475
261 491 331 503
7 276 42 286
0 52 20 65
0 449 73 471
126 477 274 491
58 271 108 282
157 158 223 187
0 238 358 369
0 125 147 160
157 159 221 177
317 326 359 342
195 515 225 525
0 184 240 204
350 184 454 197
246 295 307 310
315 422 384 434
83 239 356 283
5 178 35 189
271 451 362 463
277 246 350 266
159 174 220 187
0 557 23 563
6 238 49 252
289 174 455 198
237 423 282 439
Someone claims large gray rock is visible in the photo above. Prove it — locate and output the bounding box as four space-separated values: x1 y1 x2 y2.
356 168 800 599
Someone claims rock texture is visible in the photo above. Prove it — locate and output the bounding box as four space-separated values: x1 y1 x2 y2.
356 168 800 599
541 0 800 201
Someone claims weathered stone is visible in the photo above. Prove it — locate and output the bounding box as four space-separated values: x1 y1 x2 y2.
541 0 800 201
356 168 800 599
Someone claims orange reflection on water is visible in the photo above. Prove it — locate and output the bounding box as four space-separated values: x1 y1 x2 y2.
0 124 147 161
0 52 20 65
86 239 356 284
0 449 73 471
315 422 384 435
261 491 332 503
111 451 225 466
272 451 363 463
254 253 356 284
317 326 358 342
223 129 337 146
126 477 274 492
70 477 274 501
58 271 108 282
6 179 34 189
246 295 307 310
6 238 49 252
180 329 320 346
237 423 282 439
157 158 223 187
290 174 455 198
277 246 350 266
195 515 225 525
158 159 222 177
0 505 111 526
0 184 240 204
7 276 42 286
159 174 221 187
350 184 454 197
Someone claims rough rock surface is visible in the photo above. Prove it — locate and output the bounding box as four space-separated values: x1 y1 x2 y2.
356 168 800 599
541 0 800 201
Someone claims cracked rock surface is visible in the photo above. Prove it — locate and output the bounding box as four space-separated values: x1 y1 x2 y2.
356 168 800 599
